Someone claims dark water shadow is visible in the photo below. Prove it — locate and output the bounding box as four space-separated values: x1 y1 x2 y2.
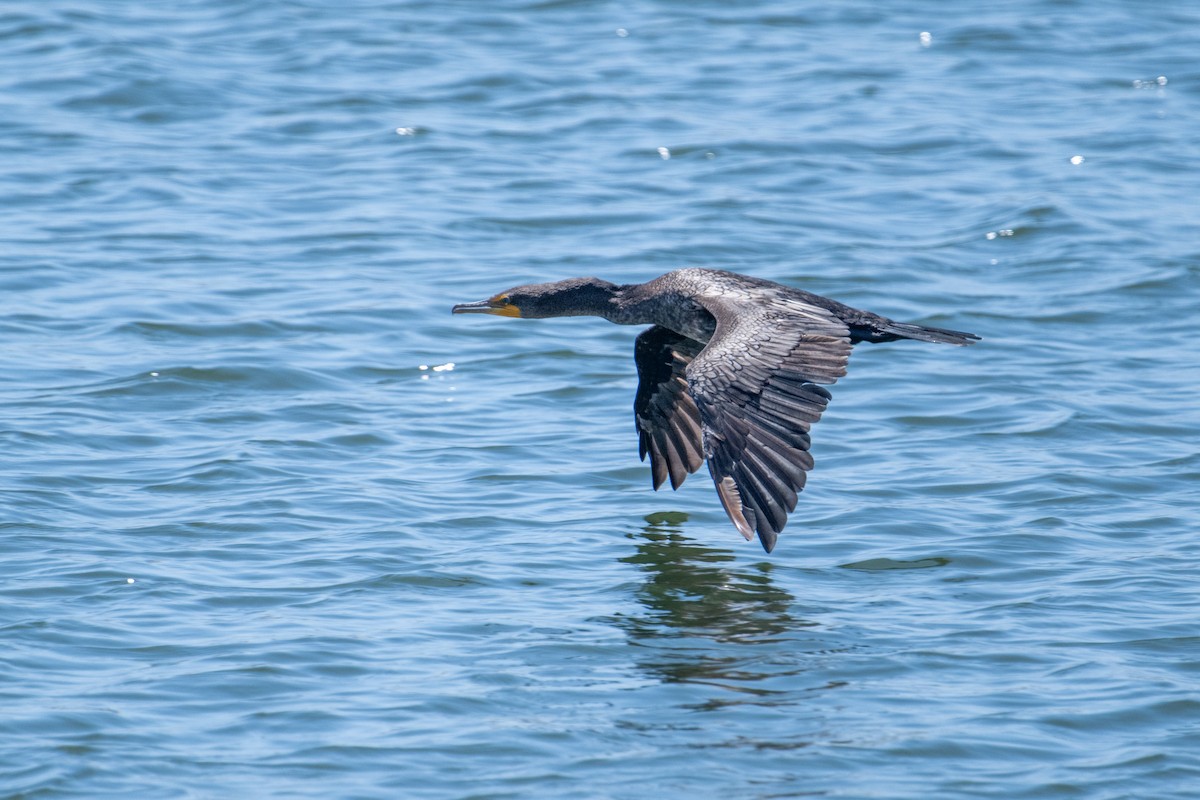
605 513 835 709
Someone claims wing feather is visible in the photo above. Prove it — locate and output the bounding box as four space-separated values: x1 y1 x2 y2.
633 326 706 491
686 297 852 552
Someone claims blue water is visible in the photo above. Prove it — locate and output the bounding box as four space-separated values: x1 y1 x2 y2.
3 1 1199 798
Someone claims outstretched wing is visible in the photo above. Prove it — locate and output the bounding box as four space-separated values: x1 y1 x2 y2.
633 326 706 491
686 296 852 553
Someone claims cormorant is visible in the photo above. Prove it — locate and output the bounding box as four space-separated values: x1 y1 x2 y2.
453 268 979 552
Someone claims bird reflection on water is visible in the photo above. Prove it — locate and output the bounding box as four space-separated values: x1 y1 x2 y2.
607 513 849 712
618 512 802 643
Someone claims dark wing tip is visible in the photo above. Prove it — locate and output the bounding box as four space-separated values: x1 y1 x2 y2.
758 529 778 553
713 474 782 553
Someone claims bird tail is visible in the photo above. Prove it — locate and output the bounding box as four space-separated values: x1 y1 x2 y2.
881 321 981 346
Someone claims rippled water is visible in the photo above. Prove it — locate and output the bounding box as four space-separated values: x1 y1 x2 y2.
3 1 1199 798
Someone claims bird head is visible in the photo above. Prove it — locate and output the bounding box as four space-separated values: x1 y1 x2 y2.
452 277 619 319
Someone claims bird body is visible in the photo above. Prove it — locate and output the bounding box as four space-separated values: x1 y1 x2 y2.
453 268 978 552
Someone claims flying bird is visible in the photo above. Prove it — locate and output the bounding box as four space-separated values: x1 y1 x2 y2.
453 268 979 552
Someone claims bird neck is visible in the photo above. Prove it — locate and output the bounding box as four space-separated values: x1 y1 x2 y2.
606 280 716 341
543 279 628 320
550 279 702 333
603 283 657 326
